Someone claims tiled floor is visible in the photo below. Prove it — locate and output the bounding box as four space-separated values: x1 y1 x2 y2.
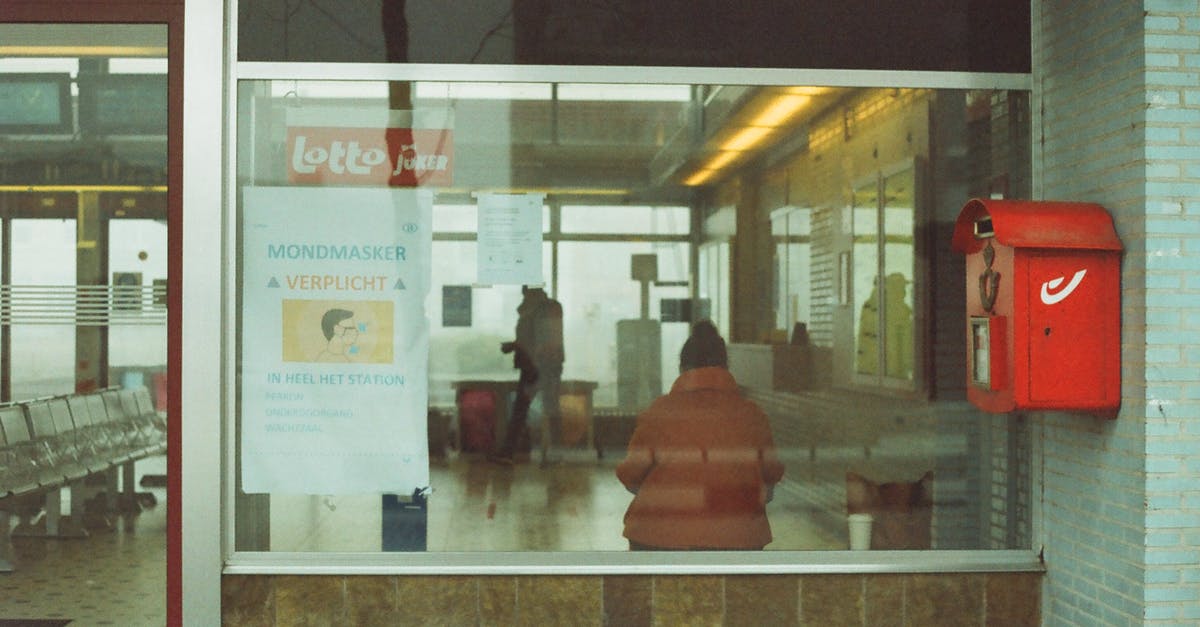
0 439 942 624
0 458 166 627
260 443 933 553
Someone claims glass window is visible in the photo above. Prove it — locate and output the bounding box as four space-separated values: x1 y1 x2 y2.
11 220 76 399
557 241 689 408
232 79 1032 556
772 207 812 338
698 241 730 340
108 219 169 383
561 205 690 235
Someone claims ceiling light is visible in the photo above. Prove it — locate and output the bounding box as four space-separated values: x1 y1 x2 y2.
682 169 718 187
0 45 167 57
720 126 773 152
749 94 811 127
704 150 742 171
785 86 832 97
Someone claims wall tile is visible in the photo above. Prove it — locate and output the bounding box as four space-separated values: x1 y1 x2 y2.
479 576 517 626
725 575 799 627
864 575 905 627
219 572 1039 626
517 575 602 626
395 575 478 626
603 575 652 627
221 575 273 627
905 573 983 627
344 576 398 627
274 575 345 626
984 573 1040 627
800 575 862 626
654 575 724 626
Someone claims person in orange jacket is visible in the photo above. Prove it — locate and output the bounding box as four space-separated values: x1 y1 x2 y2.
616 320 784 550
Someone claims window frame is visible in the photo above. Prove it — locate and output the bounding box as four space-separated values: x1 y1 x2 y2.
215 60 1037 574
845 157 927 394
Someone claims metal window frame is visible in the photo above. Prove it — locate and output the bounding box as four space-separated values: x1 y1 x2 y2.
192 0 1041 582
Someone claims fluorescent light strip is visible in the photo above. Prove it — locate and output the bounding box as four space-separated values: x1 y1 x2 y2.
720 126 773 152
0 185 168 193
0 46 167 57
750 94 811 127
682 169 718 186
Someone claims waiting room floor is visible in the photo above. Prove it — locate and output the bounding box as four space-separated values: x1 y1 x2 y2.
0 443 935 623
0 457 167 626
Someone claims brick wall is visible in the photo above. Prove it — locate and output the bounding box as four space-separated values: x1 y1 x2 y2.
1140 0 1200 622
1036 0 1200 624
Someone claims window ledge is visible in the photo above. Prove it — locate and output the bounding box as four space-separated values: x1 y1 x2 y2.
224 549 1043 576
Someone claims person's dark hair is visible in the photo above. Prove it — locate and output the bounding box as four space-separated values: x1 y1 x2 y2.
321 308 354 341
679 319 727 372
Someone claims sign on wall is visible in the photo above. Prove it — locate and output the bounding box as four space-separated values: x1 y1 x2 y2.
241 186 432 494
476 192 544 285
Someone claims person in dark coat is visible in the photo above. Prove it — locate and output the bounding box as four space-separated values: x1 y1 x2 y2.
490 286 563 464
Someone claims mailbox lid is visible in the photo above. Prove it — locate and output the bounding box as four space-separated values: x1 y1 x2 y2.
952 199 1123 254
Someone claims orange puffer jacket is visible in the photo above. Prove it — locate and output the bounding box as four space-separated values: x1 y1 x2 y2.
616 367 785 549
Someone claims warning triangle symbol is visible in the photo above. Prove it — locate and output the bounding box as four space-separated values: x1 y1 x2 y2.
267 277 281 288
393 278 406 290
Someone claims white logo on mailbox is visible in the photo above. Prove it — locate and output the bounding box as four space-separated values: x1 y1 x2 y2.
1040 269 1087 305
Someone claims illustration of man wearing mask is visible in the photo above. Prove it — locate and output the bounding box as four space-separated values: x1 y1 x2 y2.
316 308 360 362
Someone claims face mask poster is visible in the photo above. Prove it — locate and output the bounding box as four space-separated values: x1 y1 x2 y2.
240 186 432 494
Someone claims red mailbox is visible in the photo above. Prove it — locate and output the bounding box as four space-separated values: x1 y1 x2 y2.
951 199 1122 414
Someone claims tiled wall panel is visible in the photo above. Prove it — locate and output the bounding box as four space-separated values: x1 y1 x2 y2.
222 573 1041 626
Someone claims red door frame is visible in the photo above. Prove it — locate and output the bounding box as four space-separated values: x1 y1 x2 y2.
0 3 185 625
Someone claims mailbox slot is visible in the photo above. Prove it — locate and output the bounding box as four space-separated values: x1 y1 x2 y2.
970 316 1006 392
974 216 994 239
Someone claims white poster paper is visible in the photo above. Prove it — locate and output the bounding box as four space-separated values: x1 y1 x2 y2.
476 192 544 285
241 187 432 494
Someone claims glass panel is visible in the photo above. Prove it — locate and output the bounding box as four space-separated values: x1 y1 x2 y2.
698 241 730 339
851 180 880 376
557 241 689 408
561 205 689 235
882 167 915 380
772 207 812 339
0 21 169 624
10 220 76 399
787 209 812 335
108 219 168 383
233 80 1033 555
771 211 789 333
427 240 552 407
432 203 550 233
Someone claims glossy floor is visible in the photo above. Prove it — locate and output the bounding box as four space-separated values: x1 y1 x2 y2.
0 443 933 624
0 457 166 626
260 443 929 553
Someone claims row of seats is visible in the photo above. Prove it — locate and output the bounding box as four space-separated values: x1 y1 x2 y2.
0 386 165 572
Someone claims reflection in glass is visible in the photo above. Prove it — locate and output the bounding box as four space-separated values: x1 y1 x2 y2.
108 220 169 372
852 182 880 376
558 241 689 407
233 80 1033 554
10 221 76 399
882 168 915 380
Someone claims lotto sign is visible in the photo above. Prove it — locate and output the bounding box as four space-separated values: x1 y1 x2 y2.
284 106 454 187
286 126 453 187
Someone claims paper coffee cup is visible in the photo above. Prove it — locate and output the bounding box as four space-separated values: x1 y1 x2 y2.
847 513 873 550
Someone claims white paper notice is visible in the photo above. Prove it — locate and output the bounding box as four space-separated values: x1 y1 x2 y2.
241 187 432 495
476 192 544 285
